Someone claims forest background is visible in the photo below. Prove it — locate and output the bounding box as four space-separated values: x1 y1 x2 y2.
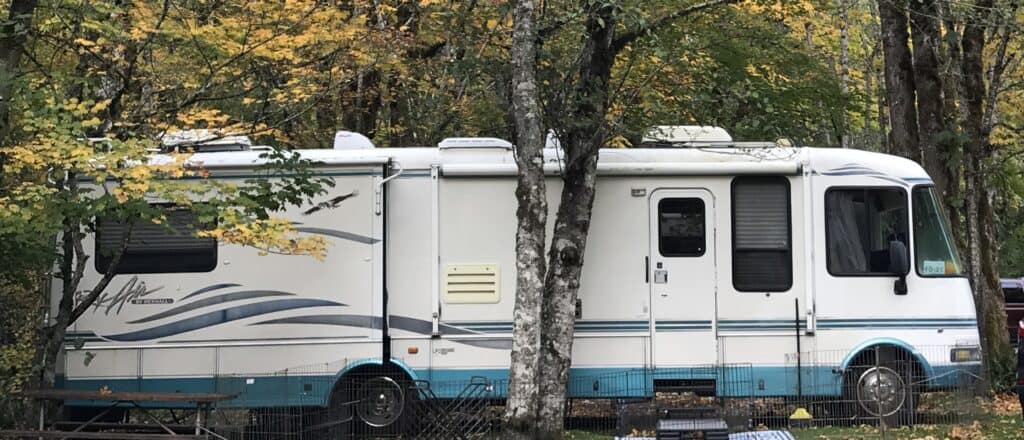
1 0 1023 428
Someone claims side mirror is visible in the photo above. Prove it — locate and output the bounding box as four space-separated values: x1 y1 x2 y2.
889 240 910 295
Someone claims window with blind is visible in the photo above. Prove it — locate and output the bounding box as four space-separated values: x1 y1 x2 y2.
95 206 217 274
731 177 792 291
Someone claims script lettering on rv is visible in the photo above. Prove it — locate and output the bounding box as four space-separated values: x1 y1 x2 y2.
87 276 169 315
303 190 358 215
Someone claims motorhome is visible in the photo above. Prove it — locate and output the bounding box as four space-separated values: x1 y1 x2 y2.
57 127 980 428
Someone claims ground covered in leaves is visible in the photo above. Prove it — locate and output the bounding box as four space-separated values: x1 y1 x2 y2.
566 394 1024 439
789 394 1023 440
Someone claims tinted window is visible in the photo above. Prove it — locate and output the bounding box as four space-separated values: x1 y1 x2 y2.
732 177 792 291
826 188 908 275
95 206 217 274
1005 287 1024 304
658 198 705 257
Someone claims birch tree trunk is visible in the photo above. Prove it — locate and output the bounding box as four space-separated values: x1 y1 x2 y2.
527 3 740 436
835 0 850 148
504 0 547 437
877 0 919 159
868 0 890 153
535 3 616 437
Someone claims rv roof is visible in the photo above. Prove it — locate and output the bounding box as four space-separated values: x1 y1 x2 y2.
159 145 931 183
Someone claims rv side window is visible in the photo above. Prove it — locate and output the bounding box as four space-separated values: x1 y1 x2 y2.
95 206 217 274
658 198 705 257
825 187 908 276
731 177 792 292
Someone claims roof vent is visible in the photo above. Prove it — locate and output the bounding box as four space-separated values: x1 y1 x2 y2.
438 137 513 149
333 131 375 149
160 129 252 153
641 126 732 147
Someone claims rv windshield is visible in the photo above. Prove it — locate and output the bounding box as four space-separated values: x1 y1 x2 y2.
912 186 964 276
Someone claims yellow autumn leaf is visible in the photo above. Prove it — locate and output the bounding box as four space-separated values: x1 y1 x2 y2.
81 117 102 128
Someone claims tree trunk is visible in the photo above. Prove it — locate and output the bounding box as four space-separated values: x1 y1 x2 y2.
22 176 127 427
535 3 615 437
0 0 38 143
503 0 547 437
877 0 919 159
22 201 79 427
980 185 1014 384
937 0 964 238
909 0 949 194
959 0 1013 386
536 153 601 439
835 0 850 148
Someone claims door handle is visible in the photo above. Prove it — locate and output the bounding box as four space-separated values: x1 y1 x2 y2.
653 270 668 284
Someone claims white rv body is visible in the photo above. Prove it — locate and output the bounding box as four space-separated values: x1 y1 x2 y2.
57 141 980 406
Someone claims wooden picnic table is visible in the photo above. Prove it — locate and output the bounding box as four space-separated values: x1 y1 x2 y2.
0 389 236 440
18 390 234 404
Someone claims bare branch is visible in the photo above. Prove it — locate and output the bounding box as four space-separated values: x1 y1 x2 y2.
68 222 131 325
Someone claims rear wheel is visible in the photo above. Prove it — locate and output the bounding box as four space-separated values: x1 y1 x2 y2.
354 376 406 429
324 368 415 438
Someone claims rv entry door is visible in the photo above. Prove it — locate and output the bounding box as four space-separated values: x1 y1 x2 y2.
649 189 718 368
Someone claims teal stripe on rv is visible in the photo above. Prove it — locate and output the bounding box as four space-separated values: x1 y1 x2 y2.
58 361 980 408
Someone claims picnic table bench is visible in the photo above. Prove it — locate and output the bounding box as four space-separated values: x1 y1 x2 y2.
0 389 235 439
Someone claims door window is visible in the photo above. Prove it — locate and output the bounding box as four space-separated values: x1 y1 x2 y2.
825 187 908 276
658 198 705 257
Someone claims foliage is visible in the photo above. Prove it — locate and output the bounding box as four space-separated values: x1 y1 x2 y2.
3 0 1024 428
607 4 851 145
0 274 41 427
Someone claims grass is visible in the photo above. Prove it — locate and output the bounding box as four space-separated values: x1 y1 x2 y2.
788 413 1023 439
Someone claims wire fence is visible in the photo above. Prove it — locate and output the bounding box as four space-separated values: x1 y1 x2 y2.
199 345 985 439
0 345 991 439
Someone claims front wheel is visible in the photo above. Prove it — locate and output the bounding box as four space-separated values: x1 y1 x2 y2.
855 365 908 418
843 350 917 426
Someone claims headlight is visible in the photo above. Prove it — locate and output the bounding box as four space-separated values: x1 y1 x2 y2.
950 347 981 363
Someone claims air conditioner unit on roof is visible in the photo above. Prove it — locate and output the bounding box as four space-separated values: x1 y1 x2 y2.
438 137 513 149
642 126 733 145
160 129 252 153
334 131 375 149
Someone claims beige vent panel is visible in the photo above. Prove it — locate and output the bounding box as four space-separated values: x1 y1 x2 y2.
443 264 500 304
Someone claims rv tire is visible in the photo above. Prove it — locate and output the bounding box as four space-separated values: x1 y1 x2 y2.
842 346 919 427
329 367 415 438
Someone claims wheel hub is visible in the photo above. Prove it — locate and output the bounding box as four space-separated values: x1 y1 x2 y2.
856 366 906 417
356 376 405 427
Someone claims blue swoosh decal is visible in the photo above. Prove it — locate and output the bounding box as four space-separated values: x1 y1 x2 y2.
180 283 241 300
102 299 344 341
252 314 509 349
128 290 306 324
